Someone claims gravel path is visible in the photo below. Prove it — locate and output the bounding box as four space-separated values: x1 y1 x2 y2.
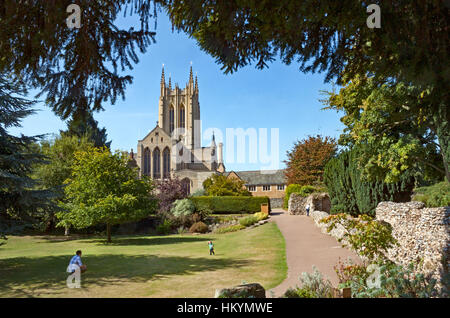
267 209 361 297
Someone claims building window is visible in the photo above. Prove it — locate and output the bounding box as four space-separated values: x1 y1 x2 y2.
277 184 285 191
181 178 190 195
247 185 256 192
143 148 151 176
169 106 174 133
163 147 170 179
262 185 271 191
179 105 185 128
153 147 161 179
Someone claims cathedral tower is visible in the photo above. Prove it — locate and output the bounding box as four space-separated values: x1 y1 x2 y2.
158 66 200 150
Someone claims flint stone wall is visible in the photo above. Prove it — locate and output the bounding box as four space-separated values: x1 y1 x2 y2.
288 192 331 215
376 201 450 284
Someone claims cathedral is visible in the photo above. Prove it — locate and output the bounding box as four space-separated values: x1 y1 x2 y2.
132 66 225 194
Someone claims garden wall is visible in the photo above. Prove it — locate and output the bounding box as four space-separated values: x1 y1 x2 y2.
375 201 450 285
288 192 331 215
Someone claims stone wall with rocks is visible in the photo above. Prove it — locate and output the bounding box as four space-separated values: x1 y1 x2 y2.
376 201 450 284
288 192 331 215
269 198 283 209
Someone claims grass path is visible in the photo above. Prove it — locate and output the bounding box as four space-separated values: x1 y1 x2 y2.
0 222 286 298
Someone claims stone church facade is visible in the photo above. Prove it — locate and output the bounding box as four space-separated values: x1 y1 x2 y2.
133 66 225 194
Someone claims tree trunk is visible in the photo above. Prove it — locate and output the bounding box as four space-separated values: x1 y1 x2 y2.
433 106 450 183
64 226 70 236
106 223 111 243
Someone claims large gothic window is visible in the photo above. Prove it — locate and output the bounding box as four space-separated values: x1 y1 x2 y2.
163 147 170 179
169 106 174 133
143 148 151 176
179 105 185 129
153 147 161 179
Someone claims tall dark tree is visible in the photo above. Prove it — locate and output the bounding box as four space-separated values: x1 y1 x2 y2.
63 111 112 148
0 74 53 236
0 1 158 120
323 146 415 217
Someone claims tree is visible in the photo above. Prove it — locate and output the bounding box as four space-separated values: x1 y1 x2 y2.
155 177 188 214
323 76 447 183
32 134 94 231
323 146 415 217
0 1 158 120
203 174 251 196
62 111 112 148
162 0 449 182
56 147 157 242
284 135 337 186
0 73 54 236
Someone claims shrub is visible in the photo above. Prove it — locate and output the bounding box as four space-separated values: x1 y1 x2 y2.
194 200 213 220
297 266 334 298
189 221 209 233
190 196 270 214
254 212 268 221
176 226 188 234
347 262 440 298
156 178 188 214
239 216 258 227
156 219 172 235
215 224 246 234
283 184 319 209
283 287 317 298
191 188 207 197
413 181 450 207
171 198 195 217
320 213 397 263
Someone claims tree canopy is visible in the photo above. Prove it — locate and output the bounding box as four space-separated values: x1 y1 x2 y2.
162 1 449 183
56 147 157 242
62 111 112 148
323 76 447 183
0 1 158 120
284 135 337 186
203 174 251 196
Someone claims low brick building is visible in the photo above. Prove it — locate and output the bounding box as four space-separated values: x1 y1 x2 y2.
225 170 286 208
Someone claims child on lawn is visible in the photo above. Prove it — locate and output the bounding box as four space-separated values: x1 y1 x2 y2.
208 241 215 255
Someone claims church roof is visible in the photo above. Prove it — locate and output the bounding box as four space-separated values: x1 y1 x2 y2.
225 169 286 185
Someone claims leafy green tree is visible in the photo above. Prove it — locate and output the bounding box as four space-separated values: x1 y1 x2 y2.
32 134 94 231
63 111 111 148
203 174 251 196
0 73 54 237
323 76 447 183
56 147 157 242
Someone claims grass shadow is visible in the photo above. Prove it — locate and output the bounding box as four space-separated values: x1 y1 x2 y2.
0 253 252 297
83 236 213 246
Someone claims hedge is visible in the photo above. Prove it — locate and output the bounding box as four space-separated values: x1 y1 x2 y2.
190 196 270 214
323 146 415 216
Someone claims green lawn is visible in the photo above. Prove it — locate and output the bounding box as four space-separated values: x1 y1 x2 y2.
0 222 286 298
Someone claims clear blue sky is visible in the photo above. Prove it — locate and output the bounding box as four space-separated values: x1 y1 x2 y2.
10 11 344 172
